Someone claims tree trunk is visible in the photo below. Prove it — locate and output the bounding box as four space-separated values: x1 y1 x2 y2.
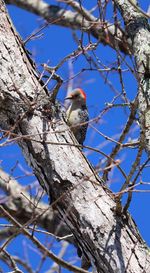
0 1 150 272
114 0 150 155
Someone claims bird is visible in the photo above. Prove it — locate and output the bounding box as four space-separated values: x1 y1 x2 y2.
65 88 89 145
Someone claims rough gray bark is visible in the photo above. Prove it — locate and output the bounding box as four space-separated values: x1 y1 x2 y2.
0 1 150 273
114 0 150 155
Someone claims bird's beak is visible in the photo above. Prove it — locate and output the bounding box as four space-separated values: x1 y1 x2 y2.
65 96 73 100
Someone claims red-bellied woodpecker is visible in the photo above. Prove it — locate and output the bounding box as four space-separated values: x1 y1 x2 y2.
65 88 89 145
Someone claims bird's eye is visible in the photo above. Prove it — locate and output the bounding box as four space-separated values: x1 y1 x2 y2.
74 94 79 98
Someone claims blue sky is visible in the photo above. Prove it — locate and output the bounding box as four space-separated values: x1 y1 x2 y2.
0 1 150 272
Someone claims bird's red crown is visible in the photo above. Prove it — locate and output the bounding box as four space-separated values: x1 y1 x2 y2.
78 88 86 101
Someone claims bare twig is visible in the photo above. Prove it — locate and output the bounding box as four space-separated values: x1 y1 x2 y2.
0 206 89 273
103 97 138 181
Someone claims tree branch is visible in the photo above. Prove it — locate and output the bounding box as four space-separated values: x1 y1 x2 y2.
5 0 131 54
0 169 73 242
114 0 150 155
